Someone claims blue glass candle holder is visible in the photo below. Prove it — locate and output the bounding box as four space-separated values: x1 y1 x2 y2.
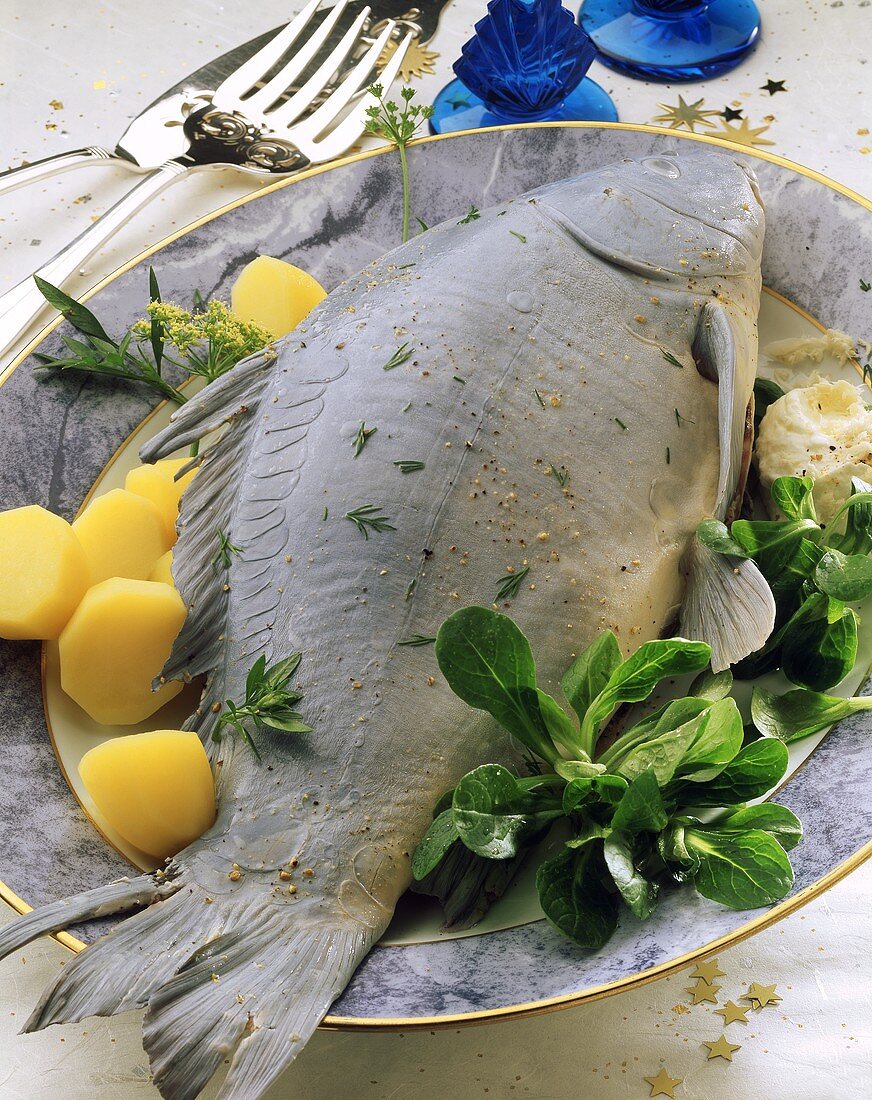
430 0 618 135
578 0 760 82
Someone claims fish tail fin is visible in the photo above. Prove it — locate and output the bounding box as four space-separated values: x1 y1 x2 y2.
11 860 377 1100
145 915 373 1100
138 348 277 735
0 874 168 962
680 535 775 672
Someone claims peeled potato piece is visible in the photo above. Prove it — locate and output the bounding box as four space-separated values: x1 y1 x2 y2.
125 458 196 544
230 255 327 339
73 488 169 585
0 505 89 639
59 578 186 725
79 730 216 859
150 549 175 587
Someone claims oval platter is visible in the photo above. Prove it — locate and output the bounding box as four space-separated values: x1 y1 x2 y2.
1 122 870 1029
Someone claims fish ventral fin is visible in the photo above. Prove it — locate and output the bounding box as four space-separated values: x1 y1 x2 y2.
139 347 277 738
680 300 775 671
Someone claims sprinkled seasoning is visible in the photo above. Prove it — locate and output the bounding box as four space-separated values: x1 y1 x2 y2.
534 389 546 408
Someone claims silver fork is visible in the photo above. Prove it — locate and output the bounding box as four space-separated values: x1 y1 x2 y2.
0 0 410 363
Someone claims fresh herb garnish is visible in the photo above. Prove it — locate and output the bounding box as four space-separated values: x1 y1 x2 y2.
453 375 466 384
405 576 417 601
322 506 329 521
365 84 434 243
534 389 546 408
397 634 437 647
614 417 628 430
412 607 824 951
494 565 530 602
674 408 695 427
383 342 413 371
860 278 871 292
213 528 242 570
666 447 670 465
213 653 311 760
458 205 480 225
345 504 396 539
33 270 271 405
394 459 425 473
660 348 684 369
398 262 416 270
509 230 527 243
550 463 569 487
416 216 430 234
353 421 377 457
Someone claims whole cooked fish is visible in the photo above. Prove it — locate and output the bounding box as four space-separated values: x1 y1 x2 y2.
0 151 774 1099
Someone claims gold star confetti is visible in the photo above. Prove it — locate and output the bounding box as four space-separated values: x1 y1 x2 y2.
652 94 721 132
49 98 64 110
687 978 721 1005
691 958 726 983
742 981 782 1009
644 1068 683 1098
715 1000 750 1026
703 1035 742 1061
709 118 775 148
377 39 439 81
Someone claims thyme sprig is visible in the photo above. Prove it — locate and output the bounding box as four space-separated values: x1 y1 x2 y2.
365 84 434 243
495 565 530 602
345 504 396 539
383 342 413 371
214 654 311 760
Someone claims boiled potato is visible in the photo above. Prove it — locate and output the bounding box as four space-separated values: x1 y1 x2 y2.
79 730 215 859
59 578 186 725
0 505 89 639
230 255 327 339
72 488 169 585
125 458 196 544
150 549 175 587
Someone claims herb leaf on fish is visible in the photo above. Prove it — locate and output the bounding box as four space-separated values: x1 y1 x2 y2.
353 421 377 457
397 634 437 646
660 348 684 369
365 84 434 243
213 529 243 570
494 565 530 602
383 342 413 371
458 206 480 225
214 653 312 759
394 459 425 473
345 504 396 539
550 463 570 487
509 230 527 243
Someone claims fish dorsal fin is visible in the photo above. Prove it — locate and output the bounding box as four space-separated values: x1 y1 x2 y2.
681 300 775 671
139 348 277 708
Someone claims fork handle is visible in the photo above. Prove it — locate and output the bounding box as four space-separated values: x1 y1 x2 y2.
0 147 142 199
0 161 190 364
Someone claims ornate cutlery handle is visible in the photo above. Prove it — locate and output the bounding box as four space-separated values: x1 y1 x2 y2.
0 147 141 200
0 161 189 364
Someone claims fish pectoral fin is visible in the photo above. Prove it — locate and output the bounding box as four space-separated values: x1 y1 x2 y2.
679 535 775 673
692 299 753 518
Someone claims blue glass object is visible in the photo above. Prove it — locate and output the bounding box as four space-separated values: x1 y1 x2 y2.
430 0 618 135
578 0 760 82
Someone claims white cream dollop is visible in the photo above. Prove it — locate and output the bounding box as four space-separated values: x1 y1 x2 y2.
756 378 872 524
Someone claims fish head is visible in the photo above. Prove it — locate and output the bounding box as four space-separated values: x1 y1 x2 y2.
533 151 765 280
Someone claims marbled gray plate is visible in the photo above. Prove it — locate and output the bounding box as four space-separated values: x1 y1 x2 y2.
1 124 870 1026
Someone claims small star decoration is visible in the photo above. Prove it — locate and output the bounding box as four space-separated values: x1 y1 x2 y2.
722 105 744 121
691 959 726 983
652 95 722 132
761 78 787 95
715 1000 750 1026
376 39 439 82
687 978 721 1005
703 1035 742 1062
710 118 775 148
644 1067 683 1097
742 981 782 1009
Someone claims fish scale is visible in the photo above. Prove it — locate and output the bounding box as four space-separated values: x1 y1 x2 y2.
0 151 773 1099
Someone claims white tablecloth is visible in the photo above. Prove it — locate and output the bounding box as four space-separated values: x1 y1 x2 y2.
1 2 870 1096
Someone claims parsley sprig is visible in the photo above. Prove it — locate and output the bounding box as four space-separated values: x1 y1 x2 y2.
214 654 312 760
365 84 434 243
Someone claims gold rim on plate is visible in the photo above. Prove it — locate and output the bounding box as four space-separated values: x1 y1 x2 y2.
1 121 870 1032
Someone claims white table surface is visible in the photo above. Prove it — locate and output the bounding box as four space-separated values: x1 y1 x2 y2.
1 1 870 1097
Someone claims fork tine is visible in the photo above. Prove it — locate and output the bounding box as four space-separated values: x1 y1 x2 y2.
264 6 373 130
300 32 414 161
243 0 351 118
288 19 397 144
211 0 322 111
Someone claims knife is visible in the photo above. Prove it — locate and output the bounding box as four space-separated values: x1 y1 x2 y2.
0 1 448 198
